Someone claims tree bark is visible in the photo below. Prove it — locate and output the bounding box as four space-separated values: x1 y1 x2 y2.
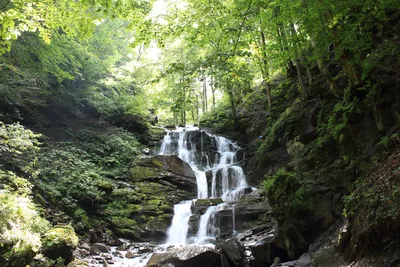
290 23 308 98
227 82 238 128
260 30 272 110
211 74 216 108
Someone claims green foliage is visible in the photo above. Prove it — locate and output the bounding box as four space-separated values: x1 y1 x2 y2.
35 127 140 231
42 226 79 253
0 122 41 171
0 122 41 154
258 99 303 154
0 191 50 267
263 175 276 193
266 168 312 214
0 170 32 196
0 0 151 55
317 100 360 147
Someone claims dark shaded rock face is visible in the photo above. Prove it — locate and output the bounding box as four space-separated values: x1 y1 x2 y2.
245 146 290 185
111 113 149 134
218 239 246 267
146 246 223 267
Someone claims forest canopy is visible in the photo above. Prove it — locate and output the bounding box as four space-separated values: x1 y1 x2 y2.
1 0 400 124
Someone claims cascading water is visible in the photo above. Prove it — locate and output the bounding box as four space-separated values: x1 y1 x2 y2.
160 126 252 245
165 201 193 245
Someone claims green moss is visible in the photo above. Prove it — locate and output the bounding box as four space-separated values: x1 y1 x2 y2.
42 225 78 261
42 226 79 248
142 199 170 214
267 168 312 215
130 166 158 180
108 216 138 228
194 198 222 207
104 201 142 216
111 188 142 203
71 208 92 232
95 179 115 192
151 158 164 167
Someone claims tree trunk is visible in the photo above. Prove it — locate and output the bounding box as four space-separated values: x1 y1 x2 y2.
306 62 313 90
309 37 337 96
227 82 238 128
290 23 308 98
294 58 307 98
260 30 272 111
323 9 362 88
211 73 216 108
203 77 208 113
277 24 297 76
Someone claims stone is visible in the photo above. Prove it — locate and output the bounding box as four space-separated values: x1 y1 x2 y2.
131 155 197 193
146 245 222 267
74 248 90 258
126 250 135 259
251 241 271 263
89 229 103 243
80 243 90 251
219 239 246 266
42 226 79 263
116 243 127 251
336 224 350 251
139 246 154 253
113 251 124 258
90 243 110 255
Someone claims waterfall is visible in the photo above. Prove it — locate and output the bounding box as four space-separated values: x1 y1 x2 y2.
165 201 193 245
194 171 208 199
160 126 250 245
196 206 218 244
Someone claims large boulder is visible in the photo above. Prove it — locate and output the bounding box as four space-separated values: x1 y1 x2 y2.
218 189 272 236
146 245 223 267
218 239 246 267
42 226 79 263
130 155 197 194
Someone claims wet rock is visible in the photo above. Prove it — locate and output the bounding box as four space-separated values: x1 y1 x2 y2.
219 239 246 266
113 250 124 258
74 248 90 258
246 146 289 185
139 246 154 253
116 243 127 251
192 198 223 214
126 250 135 259
90 243 110 255
80 243 90 251
146 245 222 267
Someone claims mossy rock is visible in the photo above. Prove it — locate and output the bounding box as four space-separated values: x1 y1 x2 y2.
95 179 115 193
42 225 79 262
111 188 142 203
104 201 142 216
130 166 158 180
194 198 223 207
0 243 36 267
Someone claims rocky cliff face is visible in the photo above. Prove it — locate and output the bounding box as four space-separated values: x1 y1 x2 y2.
200 68 400 265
